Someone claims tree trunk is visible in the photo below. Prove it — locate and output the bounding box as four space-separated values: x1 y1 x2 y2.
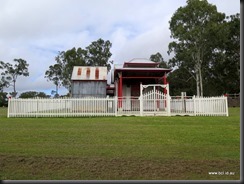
194 63 200 97
199 64 203 97
196 48 203 97
56 84 59 96
13 79 17 98
193 52 201 97
195 68 200 97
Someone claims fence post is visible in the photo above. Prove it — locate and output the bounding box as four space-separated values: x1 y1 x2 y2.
167 96 171 116
114 96 117 116
36 98 39 118
181 92 186 113
7 97 11 118
166 84 171 116
225 95 229 117
140 83 143 116
139 95 143 116
193 95 196 116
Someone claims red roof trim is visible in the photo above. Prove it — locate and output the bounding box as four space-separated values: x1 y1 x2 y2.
114 68 172 72
72 80 107 82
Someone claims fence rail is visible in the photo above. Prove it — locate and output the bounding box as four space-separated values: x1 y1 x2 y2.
7 95 228 117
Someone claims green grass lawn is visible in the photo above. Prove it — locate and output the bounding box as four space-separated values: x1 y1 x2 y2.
0 107 240 180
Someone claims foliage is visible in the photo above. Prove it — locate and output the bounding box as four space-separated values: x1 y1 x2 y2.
168 68 195 96
54 47 87 92
205 13 240 95
0 76 9 92
86 38 113 70
18 91 50 98
150 52 168 68
0 108 240 180
0 59 29 97
45 38 113 93
0 92 8 107
45 64 62 96
0 62 10 91
168 12 240 96
168 0 226 96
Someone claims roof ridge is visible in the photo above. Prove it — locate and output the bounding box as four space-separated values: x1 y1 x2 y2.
127 58 156 63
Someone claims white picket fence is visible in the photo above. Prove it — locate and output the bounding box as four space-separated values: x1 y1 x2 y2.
7 95 228 117
170 96 229 116
117 97 141 116
7 97 116 117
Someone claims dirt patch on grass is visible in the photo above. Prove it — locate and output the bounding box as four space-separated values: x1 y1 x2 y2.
0 154 240 180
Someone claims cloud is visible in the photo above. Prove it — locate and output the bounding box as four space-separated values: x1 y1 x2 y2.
111 13 174 64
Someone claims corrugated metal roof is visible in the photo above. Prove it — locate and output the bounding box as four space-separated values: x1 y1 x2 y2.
71 66 107 80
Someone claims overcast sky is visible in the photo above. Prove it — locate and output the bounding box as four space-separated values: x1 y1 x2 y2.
0 0 240 96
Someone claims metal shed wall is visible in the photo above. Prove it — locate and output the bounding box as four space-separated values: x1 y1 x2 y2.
71 81 107 98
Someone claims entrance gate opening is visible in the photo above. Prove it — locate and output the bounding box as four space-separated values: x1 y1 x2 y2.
140 84 171 116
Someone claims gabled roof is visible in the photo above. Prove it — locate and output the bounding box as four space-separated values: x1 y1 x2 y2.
123 58 159 68
114 58 172 79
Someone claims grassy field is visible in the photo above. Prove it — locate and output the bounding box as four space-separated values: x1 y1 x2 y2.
0 107 240 180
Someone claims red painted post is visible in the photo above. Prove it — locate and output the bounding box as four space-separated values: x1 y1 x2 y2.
163 73 167 95
118 76 120 108
118 73 123 108
163 73 167 108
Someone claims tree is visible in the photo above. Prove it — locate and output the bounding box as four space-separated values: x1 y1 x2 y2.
86 38 113 71
0 92 8 107
53 47 87 93
0 59 29 97
0 75 9 92
45 38 113 93
37 92 50 98
150 52 168 68
45 64 62 96
168 0 225 96
206 13 240 95
19 91 50 98
0 61 10 92
167 67 196 96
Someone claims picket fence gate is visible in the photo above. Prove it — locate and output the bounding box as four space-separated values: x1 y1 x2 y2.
7 95 228 117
